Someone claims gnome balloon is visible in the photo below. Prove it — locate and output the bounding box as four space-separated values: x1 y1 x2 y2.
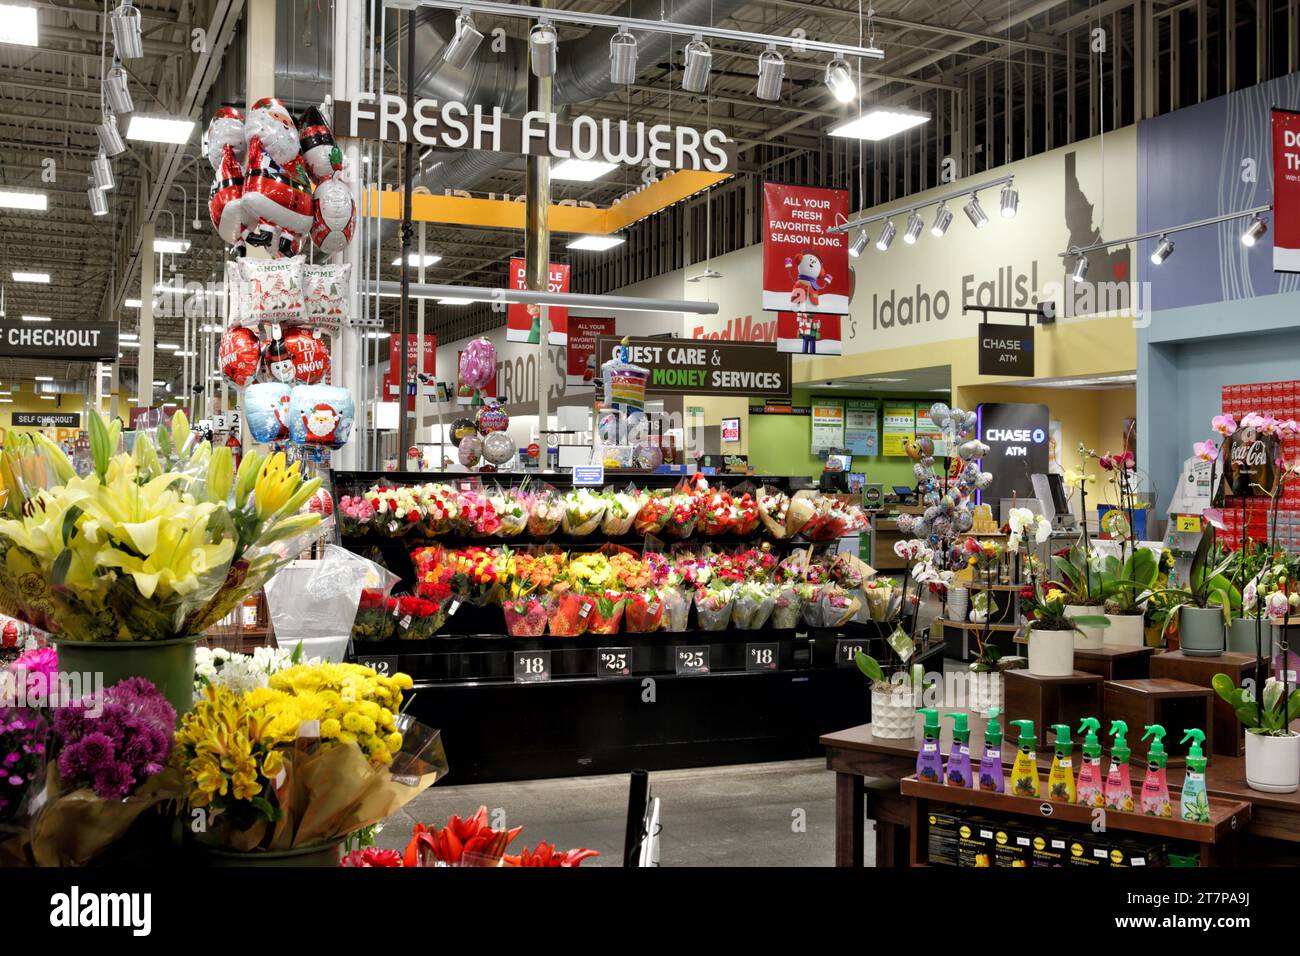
204 106 246 173
310 170 355 254
245 382 293 442
208 144 247 245
219 326 261 388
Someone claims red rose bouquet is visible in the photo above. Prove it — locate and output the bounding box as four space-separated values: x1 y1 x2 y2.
662 478 700 539
623 588 664 633
633 488 671 535
394 595 447 640
697 484 736 536
352 588 398 642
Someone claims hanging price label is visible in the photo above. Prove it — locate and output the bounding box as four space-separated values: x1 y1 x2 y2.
836 639 867 667
357 655 398 677
745 643 779 671
1176 515 1202 533
514 650 551 683
596 647 632 677
675 646 710 675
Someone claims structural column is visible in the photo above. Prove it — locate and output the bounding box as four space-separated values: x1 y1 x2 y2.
332 0 365 470
139 220 155 408
526 9 553 443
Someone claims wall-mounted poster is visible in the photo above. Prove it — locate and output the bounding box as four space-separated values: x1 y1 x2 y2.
881 402 917 456
913 403 949 457
843 399 879 456
810 400 844 452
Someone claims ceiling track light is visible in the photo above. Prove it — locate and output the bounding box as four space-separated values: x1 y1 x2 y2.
1241 214 1268 247
97 108 126 157
443 9 485 69
609 27 638 85
1150 236 1175 265
903 211 924 244
87 178 107 217
103 57 134 114
755 45 785 102
681 35 712 93
824 55 856 103
1071 252 1090 282
530 20 558 78
931 203 953 237
999 182 1019 220
875 220 896 251
111 0 144 59
848 228 869 258
963 195 988 228
91 152 115 192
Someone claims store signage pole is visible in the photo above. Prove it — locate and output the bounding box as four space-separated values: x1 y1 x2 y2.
332 0 365 471
526 8 553 459
397 7 417 469
139 221 154 408
417 222 428 462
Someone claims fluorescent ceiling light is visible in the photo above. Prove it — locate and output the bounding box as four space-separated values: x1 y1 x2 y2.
125 115 196 144
13 271 49 283
567 235 626 251
175 350 196 357
153 239 191 254
437 297 474 305
33 375 53 382
0 190 46 211
39 395 56 400
119 332 139 341
365 332 391 339
392 254 442 267
120 341 141 348
124 298 141 308
828 106 930 141
21 315 50 322
551 158 619 182
0 399 11 404
152 380 166 387
156 343 180 350
199 324 222 333
0 4 38 46
858 377 907 383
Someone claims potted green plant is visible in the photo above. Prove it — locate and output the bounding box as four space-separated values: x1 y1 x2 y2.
854 629 924 740
1019 579 1109 676
1152 526 1238 657
1051 540 1108 649
1212 672 1300 793
1097 547 1159 647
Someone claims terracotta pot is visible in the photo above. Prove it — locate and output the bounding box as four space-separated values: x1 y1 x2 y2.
1066 604 1106 649
1027 626 1074 677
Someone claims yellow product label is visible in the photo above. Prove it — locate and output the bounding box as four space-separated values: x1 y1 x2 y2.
1176 515 1202 533
996 831 1008 845
959 825 972 839
1033 836 1045 851
929 815 938 825
1110 849 1124 864
1071 842 1084 858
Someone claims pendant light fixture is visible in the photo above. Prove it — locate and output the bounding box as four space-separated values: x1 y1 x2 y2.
824 56 856 103
97 107 126 157
91 151 115 192
110 0 144 59
963 194 988 228
530 20 558 77
903 210 924 244
443 10 484 70
87 178 108 217
681 35 712 93
755 46 784 102
103 56 134 114
609 27 638 85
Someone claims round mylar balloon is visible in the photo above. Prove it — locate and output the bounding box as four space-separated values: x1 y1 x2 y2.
476 401 509 435
928 403 951 427
220 326 261 388
245 381 293 443
458 435 483 467
482 431 515 465
917 436 934 458
263 327 329 386
450 418 478 443
290 384 354 448
458 336 496 391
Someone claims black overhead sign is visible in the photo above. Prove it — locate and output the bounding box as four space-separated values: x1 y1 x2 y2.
978 322 1035 376
0 321 119 362
12 412 80 428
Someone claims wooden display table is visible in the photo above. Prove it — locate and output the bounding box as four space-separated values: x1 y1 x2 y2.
1149 650 1261 757
871 507 925 570
1004 669 1104 741
1072 645 1157 681
1104 678 1214 764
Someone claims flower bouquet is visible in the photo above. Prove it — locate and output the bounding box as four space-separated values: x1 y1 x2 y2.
0 705 45 822
352 588 398 642
7 645 58 706
505 842 601 868
500 549 562 637
338 494 376 536
645 551 689 632
785 491 818 537
802 495 862 541
771 585 806 630
586 589 627 634
816 584 863 627
697 483 736 536
526 483 564 538
862 578 899 623
662 478 701 539
623 589 665 633
696 581 735 631
609 548 651 592
732 485 761 536
503 592 551 637
445 546 505 606
367 485 424 537
490 483 529 539
416 483 458 536
456 486 500 538
547 588 593 637
633 488 671 535
562 487 607 537
415 558 455 609
731 580 775 630
600 485 641 537
395 596 447 640
404 806 523 867
194 645 313 700
757 485 790 538
732 543 778 582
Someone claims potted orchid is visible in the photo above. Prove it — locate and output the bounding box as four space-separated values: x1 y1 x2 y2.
1096 547 1159 647
1019 579 1110 677
1213 672 1300 793
854 646 924 741
1150 526 1238 655
1051 540 1110 649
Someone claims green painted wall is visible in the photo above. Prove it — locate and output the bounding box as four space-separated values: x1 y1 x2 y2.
747 388 944 485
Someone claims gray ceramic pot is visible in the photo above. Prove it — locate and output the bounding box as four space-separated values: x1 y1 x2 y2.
1227 617 1280 657
1179 606 1225 657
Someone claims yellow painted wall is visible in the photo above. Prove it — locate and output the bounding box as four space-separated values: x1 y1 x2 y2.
0 390 99 446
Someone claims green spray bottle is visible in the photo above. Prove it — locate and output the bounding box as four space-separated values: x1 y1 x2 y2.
1009 720 1040 797
1179 729 1210 823
1075 718 1105 808
1047 724 1077 802
1104 720 1134 811
1140 724 1171 817
916 709 943 783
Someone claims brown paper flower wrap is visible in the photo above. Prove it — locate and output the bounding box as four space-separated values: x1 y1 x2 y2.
785 491 817 537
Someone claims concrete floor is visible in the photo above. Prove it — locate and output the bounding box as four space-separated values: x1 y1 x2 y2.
376 758 873 867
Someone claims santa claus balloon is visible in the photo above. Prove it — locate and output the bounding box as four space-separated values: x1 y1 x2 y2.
208 145 247 244
204 105 246 173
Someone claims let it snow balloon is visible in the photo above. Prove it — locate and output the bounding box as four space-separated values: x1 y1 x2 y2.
220 326 261 388
263 327 329 386
290 384 354 448
245 382 293 442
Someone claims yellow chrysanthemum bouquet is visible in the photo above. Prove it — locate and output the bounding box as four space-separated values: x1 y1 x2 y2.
0 410 321 642
174 662 445 853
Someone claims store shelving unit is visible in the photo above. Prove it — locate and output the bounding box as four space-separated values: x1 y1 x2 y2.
330 470 938 783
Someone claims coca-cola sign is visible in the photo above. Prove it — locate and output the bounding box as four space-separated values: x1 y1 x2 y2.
1214 426 1278 504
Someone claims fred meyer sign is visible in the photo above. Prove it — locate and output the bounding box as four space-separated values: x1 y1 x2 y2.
0 320 118 361
597 337 791 399
337 98 737 174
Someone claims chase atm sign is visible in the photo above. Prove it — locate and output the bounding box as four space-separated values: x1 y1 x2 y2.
977 322 1034 376
977 403 1049 504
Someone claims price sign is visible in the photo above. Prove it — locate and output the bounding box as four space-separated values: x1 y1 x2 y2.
573 464 605 486
675 645 710 675
836 639 867 668
514 649 552 683
596 646 632 677
1176 515 1202 533
357 655 398 677
746 643 779 671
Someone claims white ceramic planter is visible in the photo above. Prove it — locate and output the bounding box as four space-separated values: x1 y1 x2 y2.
1104 612 1146 648
1066 604 1106 649
968 670 1004 714
1245 730 1300 794
1027 627 1075 677
871 686 918 739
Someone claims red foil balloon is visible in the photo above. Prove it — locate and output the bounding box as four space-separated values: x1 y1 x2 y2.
208 144 246 245
263 327 329 385
220 326 261 388
241 138 315 239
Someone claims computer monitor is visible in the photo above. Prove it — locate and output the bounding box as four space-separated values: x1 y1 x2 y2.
826 453 852 472
1046 472 1070 515
846 472 867 493
892 485 914 497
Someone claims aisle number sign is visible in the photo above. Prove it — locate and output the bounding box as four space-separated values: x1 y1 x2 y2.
881 402 917 457
810 400 845 452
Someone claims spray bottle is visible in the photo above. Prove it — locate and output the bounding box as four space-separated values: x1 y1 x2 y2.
1047 724 1077 802
1009 719 1040 797
1140 724 1172 818
1104 720 1135 811
977 707 1005 792
1075 718 1105 808
916 709 944 783
944 713 973 787
1179 729 1210 823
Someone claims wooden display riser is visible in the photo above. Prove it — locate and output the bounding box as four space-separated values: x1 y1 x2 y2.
1073 645 1157 681
1104 678 1214 765
1150 650 1263 757
1004 669 1104 741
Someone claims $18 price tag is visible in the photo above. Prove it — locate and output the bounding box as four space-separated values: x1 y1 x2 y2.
514 650 551 683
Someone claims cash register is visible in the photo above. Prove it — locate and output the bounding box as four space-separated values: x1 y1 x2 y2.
1032 472 1077 532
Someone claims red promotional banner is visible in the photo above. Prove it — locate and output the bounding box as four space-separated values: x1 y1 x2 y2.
1275 108 1300 273
566 316 616 386
775 312 843 355
388 334 437 410
761 183 851 315
506 257 571 344
456 348 497 405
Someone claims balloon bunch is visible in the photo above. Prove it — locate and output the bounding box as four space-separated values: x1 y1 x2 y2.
896 402 994 557
454 339 512 469
205 101 355 258
597 337 650 447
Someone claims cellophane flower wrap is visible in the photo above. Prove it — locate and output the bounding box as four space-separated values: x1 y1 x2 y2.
730 544 778 583
731 580 776 630
600 485 641 537
367 484 423 538
562 487 606 537
352 588 397 642
586 589 626 634
526 482 564 538
770 584 805 630
645 550 688 631
455 486 500 538
815 584 862 628
784 490 817 537
0 705 46 822
623 588 664 632
337 494 375 536
174 663 445 853
696 581 734 631
415 483 458 536
0 411 323 642
696 482 736 536
547 589 592 636
500 549 560 637
757 485 790 539
490 483 528 539
662 478 700 539
632 488 671 535
394 596 446 640
731 483 760 536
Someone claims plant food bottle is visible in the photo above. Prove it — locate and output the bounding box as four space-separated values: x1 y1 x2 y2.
1104 720 1135 812
977 707 1005 792
1179 729 1210 823
1047 724 1077 802
1140 724 1172 817
944 713 973 788
1009 720 1040 797
916 709 944 784
1075 718 1106 808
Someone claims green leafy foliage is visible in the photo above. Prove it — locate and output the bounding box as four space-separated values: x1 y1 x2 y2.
1212 672 1300 736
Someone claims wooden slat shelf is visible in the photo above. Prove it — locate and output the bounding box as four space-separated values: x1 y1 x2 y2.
964 582 1031 592
935 619 1022 632
900 775 1251 844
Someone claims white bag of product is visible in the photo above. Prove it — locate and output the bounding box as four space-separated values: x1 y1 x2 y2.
301 262 350 330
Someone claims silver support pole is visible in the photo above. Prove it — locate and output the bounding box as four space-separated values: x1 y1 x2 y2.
526 7 552 451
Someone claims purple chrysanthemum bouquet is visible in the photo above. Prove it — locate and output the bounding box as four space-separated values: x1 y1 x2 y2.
0 706 47 820
53 677 175 801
